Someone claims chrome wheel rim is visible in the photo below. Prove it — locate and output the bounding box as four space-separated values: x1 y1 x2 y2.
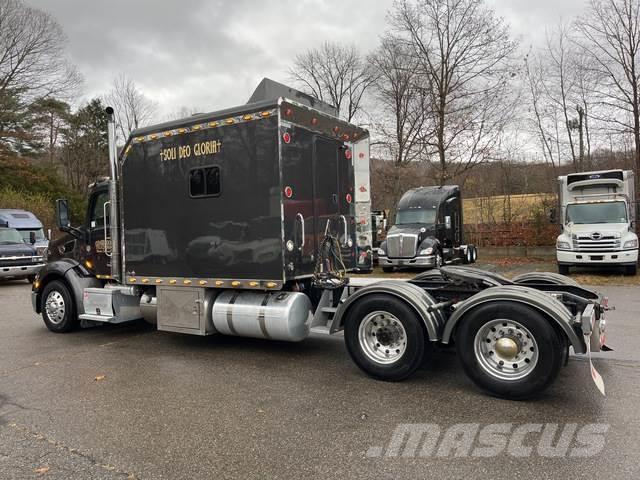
474 319 538 381
44 290 66 325
358 311 407 364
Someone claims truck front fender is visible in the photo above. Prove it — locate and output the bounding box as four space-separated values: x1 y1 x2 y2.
441 285 586 354
33 259 101 315
332 280 446 341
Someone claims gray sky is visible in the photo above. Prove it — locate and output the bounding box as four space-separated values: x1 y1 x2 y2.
28 0 589 118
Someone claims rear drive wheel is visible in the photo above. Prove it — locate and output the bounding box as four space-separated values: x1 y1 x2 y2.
455 301 564 400
625 264 637 276
41 280 77 333
471 246 478 263
344 294 426 381
558 264 570 275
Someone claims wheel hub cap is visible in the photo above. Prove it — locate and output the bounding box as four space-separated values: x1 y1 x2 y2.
495 337 519 359
44 291 65 325
358 311 408 365
474 319 539 381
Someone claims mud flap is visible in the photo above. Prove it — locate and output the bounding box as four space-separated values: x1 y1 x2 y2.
585 334 606 396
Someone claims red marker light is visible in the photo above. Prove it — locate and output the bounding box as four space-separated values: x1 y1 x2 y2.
284 186 293 198
346 193 352 203
285 108 293 117
282 132 291 144
345 149 352 160
311 117 318 126
359 152 365 159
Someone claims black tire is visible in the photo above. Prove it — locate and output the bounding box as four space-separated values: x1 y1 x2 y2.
455 301 564 400
41 280 78 333
558 264 570 275
470 245 478 263
435 250 444 268
382 266 395 273
463 247 472 264
625 264 637 276
344 294 427 382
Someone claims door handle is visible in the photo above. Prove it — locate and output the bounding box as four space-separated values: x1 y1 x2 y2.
340 215 348 246
296 213 305 248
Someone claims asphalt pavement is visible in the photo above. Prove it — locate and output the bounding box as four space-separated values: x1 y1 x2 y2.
0 279 639 479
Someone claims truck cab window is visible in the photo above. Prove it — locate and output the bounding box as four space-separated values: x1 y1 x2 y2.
190 166 220 197
90 192 110 227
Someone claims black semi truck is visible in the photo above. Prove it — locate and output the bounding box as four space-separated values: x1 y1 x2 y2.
379 186 477 271
32 80 609 399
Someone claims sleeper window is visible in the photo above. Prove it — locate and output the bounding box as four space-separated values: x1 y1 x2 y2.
190 166 220 197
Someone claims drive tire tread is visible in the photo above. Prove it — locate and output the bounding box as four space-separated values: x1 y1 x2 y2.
455 301 564 400
344 294 426 382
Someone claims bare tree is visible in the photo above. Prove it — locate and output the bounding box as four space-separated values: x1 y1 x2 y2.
0 0 80 100
104 74 156 142
576 0 640 188
392 0 518 186
369 35 430 217
289 42 373 122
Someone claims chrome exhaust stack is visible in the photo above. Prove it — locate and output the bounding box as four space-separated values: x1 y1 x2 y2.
105 107 121 282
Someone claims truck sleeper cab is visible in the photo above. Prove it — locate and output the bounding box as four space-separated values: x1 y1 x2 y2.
32 80 610 400
379 186 477 271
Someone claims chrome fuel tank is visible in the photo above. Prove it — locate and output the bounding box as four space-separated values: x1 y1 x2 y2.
211 290 312 342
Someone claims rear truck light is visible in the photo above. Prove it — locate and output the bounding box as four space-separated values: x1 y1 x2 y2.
284 186 293 198
346 193 352 203
282 132 291 144
345 149 352 160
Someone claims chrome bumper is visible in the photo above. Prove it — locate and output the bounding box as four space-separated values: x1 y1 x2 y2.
0 263 44 279
379 255 436 267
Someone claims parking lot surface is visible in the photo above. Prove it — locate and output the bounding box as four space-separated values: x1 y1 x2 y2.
1 280 639 479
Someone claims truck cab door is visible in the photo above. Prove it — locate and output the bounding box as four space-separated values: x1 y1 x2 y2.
81 189 112 277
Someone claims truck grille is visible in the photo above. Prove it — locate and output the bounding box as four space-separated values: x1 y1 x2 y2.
572 235 621 252
0 255 41 267
386 233 418 258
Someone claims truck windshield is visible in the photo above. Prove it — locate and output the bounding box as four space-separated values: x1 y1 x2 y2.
566 201 627 224
396 209 437 225
0 228 27 244
18 228 45 243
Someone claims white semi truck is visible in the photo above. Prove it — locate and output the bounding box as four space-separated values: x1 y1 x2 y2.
556 169 638 275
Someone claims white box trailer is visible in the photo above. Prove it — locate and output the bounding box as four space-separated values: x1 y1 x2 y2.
556 169 638 275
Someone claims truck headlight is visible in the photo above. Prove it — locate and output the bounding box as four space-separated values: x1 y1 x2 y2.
420 247 434 255
556 240 571 250
624 239 638 249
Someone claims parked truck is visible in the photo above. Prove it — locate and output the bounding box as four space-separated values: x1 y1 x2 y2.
378 186 477 272
0 226 44 282
32 79 609 399
556 169 638 275
0 209 49 256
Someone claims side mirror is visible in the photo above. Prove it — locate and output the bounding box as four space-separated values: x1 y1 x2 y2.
445 215 452 230
548 207 557 224
56 199 71 229
29 231 36 244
